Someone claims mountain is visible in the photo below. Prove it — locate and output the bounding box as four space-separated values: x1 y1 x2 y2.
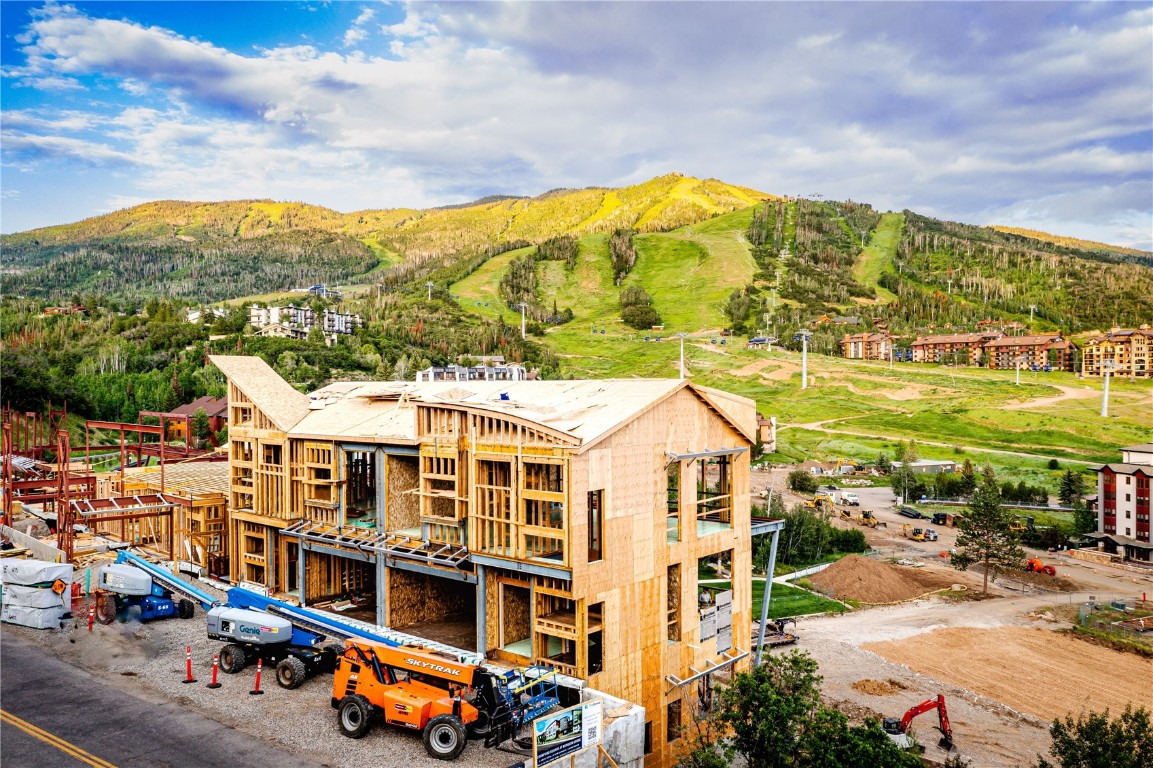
0 174 770 304
1 173 1149 333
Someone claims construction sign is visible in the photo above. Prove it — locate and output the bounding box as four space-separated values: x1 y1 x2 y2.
715 589 733 653
532 699 603 767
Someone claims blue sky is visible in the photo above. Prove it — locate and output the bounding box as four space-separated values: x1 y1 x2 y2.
2 1 1150 249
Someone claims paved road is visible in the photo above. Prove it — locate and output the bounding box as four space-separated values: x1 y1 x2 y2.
0 631 324 768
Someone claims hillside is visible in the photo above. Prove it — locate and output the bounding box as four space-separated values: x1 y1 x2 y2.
0 174 771 304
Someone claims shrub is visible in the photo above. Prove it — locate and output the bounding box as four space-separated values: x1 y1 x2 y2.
787 469 819 493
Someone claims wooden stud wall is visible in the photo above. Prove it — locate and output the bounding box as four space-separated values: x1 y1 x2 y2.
387 568 471 627
302 550 372 603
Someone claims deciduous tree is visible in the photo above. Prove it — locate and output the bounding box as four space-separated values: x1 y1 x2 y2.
1034 705 1151 768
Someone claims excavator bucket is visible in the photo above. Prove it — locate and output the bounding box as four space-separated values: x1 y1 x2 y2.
938 732 955 752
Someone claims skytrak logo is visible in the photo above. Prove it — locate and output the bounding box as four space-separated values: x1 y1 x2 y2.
404 658 462 676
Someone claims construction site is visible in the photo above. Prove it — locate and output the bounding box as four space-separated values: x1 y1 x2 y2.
3 370 1152 768
1 359 789 768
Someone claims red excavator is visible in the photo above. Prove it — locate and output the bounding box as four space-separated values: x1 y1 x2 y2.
883 694 954 751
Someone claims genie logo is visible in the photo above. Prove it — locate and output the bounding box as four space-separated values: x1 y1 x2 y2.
239 625 262 636
404 658 461 676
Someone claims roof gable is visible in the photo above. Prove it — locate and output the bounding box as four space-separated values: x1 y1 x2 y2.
209 355 310 430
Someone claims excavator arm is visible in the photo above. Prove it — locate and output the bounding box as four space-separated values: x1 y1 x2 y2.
898 694 954 750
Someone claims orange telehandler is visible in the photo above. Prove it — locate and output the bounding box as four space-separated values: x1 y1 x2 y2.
331 638 558 760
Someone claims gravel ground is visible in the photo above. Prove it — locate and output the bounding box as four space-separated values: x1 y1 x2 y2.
3 589 521 768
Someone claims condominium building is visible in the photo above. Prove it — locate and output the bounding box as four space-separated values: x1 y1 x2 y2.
910 332 1002 365
982 333 1076 371
210 355 782 767
840 332 893 361
1088 443 1153 564
1082 326 1153 379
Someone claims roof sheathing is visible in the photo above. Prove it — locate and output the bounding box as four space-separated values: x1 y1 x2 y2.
209 355 310 430
279 378 752 452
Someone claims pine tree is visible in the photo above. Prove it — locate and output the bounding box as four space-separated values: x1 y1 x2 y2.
959 459 977 495
952 466 1025 594
1058 469 1087 507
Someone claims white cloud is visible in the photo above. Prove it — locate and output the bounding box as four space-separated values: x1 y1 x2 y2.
0 2 1149 247
797 32 842 49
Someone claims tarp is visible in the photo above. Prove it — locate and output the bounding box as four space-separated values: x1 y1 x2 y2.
2 584 67 609
0 603 64 630
0 559 73 586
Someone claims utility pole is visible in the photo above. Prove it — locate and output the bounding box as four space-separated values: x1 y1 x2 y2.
426 282 434 301
796 329 812 389
1015 356 1026 386
518 302 528 339
1029 304 1037 327
678 333 687 380
1101 360 1116 417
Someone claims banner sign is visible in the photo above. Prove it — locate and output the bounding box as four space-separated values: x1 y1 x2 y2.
533 699 603 767
715 589 733 653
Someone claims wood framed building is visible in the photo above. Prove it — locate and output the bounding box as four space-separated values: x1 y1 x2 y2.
210 355 779 767
116 462 230 578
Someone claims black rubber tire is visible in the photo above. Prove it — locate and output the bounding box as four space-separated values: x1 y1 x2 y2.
276 656 307 690
466 709 493 740
423 714 467 760
177 598 195 619
324 642 346 657
337 694 374 739
95 592 117 625
218 644 247 674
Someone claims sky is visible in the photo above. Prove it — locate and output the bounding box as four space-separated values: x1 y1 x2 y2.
1 1 1151 249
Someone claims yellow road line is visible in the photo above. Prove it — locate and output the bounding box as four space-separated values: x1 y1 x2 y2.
0 709 118 768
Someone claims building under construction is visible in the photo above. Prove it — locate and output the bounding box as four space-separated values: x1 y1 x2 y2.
211 354 781 767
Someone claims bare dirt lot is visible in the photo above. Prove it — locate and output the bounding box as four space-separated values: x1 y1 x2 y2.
767 476 1153 767
863 626 1153 723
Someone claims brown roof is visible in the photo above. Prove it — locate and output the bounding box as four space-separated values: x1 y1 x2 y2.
841 332 891 343
911 332 987 346
982 334 1062 349
170 396 228 418
209 355 310 430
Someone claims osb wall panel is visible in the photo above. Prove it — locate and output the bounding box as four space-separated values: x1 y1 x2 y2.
386 455 420 530
484 568 501 652
501 582 531 645
386 568 471 628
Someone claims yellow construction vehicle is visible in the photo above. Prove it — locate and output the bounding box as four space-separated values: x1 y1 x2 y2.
833 458 859 476
856 510 886 528
803 494 835 516
838 508 854 521
902 524 927 542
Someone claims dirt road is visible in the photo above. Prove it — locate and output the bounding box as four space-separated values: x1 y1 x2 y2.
772 480 1153 767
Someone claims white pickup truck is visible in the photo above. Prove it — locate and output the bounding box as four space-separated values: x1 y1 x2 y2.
841 492 860 506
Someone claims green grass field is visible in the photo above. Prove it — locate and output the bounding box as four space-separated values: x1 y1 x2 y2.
852 212 903 302
449 206 1153 487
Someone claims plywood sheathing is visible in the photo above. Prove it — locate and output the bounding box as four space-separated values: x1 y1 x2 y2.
386 455 420 530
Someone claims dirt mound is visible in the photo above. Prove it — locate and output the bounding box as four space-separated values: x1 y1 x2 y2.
809 555 958 603
850 678 908 696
